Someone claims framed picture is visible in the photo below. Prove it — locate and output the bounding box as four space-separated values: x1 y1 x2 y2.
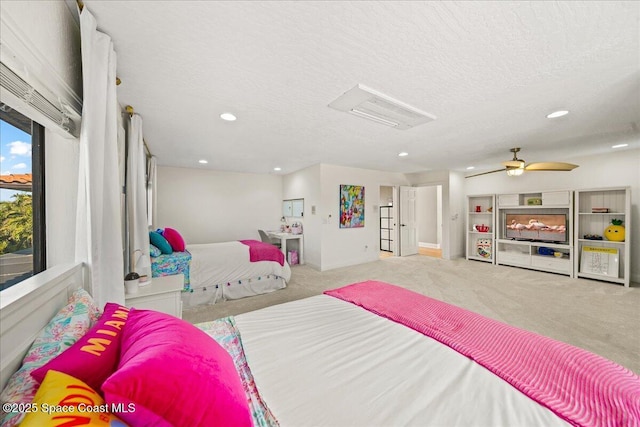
580 246 619 277
339 185 365 228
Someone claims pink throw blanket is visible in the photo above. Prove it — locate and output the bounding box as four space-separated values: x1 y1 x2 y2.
239 240 284 266
325 281 640 427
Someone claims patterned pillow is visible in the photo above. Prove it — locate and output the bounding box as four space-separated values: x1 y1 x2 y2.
149 244 162 258
0 288 100 427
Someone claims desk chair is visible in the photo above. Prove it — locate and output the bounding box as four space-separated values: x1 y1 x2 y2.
258 229 281 248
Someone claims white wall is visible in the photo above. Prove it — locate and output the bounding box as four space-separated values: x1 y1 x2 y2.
157 166 284 244
283 165 321 268
319 164 408 271
416 186 438 245
465 148 640 282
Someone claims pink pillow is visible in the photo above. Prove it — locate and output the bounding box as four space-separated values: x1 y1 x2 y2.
163 227 185 252
31 303 130 391
102 309 251 427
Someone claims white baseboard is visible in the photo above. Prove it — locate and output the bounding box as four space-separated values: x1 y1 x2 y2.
419 242 441 249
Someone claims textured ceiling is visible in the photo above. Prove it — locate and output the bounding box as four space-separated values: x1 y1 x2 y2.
84 1 640 176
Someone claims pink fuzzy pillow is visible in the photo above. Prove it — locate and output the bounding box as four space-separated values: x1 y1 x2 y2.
31 303 130 391
102 309 251 427
163 227 185 252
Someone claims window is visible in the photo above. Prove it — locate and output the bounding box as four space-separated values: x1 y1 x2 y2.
0 104 45 290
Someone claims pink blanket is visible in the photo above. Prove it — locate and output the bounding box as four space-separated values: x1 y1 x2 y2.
239 240 284 266
325 281 640 427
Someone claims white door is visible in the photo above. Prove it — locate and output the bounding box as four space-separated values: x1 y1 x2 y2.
399 186 418 256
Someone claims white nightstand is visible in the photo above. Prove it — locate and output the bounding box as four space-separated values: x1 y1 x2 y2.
125 274 183 318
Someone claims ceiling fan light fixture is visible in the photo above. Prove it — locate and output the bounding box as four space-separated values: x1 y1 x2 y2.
506 162 525 176
546 110 569 119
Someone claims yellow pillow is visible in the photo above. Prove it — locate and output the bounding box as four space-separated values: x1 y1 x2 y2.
20 370 128 426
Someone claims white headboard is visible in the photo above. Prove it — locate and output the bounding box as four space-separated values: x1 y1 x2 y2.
0 263 86 390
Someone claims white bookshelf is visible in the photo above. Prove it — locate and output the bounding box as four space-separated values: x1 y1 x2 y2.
574 187 631 287
466 194 495 263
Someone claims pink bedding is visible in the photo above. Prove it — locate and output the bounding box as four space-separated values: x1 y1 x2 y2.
239 240 285 266
325 280 640 427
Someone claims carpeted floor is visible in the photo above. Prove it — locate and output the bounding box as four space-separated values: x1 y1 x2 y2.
183 255 640 373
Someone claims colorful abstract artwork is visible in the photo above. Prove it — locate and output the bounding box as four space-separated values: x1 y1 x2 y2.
339 185 365 228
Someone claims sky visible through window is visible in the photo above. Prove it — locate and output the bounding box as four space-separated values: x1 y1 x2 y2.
1 119 32 202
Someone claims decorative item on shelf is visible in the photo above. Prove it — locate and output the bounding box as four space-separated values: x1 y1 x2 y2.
527 197 542 205
487 207 493 212
474 224 490 232
604 219 625 242
124 272 140 294
591 207 610 213
553 251 564 258
537 247 555 256
290 222 303 235
475 205 482 212
583 234 603 240
476 238 491 258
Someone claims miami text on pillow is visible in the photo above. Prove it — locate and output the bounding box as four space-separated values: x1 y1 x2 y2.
31 303 131 392
102 309 252 427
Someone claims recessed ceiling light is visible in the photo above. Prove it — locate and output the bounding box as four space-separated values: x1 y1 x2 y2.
273 167 282 171
612 143 628 149
220 112 237 121
546 110 569 119
198 159 208 164
398 152 409 157
466 166 475 170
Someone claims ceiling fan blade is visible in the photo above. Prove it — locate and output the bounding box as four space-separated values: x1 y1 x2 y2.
502 160 525 168
525 162 579 171
465 168 506 178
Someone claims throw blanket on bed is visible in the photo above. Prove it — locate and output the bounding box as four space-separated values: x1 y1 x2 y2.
325 281 640 427
239 240 285 266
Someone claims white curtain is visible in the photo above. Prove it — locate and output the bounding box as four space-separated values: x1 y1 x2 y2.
126 114 151 281
147 156 157 228
75 7 125 306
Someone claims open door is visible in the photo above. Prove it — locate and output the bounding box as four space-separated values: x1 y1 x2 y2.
399 186 418 256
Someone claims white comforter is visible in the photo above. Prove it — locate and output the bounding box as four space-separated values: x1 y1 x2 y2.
234 295 569 427
186 242 291 305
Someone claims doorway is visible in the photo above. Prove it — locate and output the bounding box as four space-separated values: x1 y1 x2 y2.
416 185 443 258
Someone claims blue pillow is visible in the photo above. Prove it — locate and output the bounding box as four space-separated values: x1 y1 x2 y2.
149 231 173 254
149 244 162 258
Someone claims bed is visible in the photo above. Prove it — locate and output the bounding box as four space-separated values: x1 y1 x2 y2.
151 240 291 308
1 273 639 427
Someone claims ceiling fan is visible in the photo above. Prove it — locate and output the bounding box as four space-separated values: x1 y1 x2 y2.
467 148 579 178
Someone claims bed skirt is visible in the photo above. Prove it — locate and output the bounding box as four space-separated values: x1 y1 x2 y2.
181 275 286 308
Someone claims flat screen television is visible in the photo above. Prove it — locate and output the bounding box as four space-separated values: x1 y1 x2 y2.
505 213 567 243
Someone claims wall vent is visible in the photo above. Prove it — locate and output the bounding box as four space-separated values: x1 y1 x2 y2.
328 84 436 130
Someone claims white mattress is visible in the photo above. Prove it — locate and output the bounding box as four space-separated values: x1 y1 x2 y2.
235 295 569 427
185 242 291 305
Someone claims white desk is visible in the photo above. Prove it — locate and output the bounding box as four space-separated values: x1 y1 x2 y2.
267 232 304 265
125 274 183 318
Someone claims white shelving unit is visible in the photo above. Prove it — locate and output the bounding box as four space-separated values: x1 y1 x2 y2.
495 190 573 276
574 187 631 287
466 194 495 263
